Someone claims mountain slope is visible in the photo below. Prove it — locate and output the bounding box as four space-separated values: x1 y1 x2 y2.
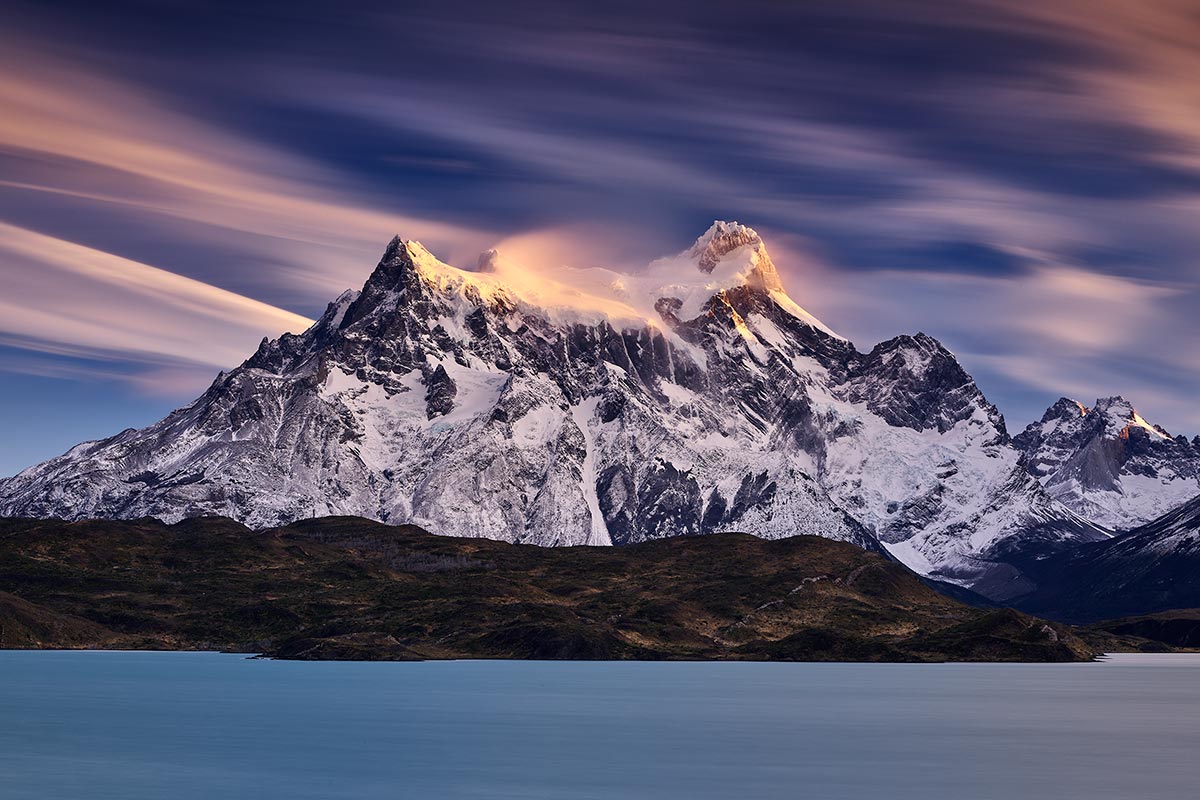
1014 396 1200 529
1012 494 1200 623
0 222 1102 595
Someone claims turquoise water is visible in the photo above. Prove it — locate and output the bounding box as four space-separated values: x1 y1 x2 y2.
2 652 1199 799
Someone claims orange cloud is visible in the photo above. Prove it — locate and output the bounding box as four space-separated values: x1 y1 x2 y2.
0 40 495 298
982 1 1200 174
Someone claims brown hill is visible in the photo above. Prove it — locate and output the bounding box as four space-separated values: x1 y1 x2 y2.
0 516 1094 662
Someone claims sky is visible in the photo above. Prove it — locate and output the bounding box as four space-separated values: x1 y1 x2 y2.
2 0 1200 476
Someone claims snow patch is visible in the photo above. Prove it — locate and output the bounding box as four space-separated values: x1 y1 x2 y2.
571 397 612 546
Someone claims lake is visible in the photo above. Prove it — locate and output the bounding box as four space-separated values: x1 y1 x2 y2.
1 652 1198 799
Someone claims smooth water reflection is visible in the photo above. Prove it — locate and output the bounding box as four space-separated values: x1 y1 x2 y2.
1 651 1198 799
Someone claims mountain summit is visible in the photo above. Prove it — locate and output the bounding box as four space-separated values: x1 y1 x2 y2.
1015 395 1200 529
0 223 1108 597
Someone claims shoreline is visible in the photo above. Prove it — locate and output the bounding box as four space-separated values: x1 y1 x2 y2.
9 646 1199 665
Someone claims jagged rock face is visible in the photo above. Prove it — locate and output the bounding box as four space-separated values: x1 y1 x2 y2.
422 364 457 419
1014 396 1200 530
842 333 1008 438
0 222 1102 595
689 220 771 279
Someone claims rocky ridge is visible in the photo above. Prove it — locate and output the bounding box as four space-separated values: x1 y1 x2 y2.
1014 396 1200 530
0 223 1128 597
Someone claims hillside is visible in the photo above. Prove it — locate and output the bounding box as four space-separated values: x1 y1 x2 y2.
1012 495 1200 623
0 516 1094 662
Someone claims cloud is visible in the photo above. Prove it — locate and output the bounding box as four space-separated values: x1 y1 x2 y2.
0 38 498 300
993 1 1200 173
0 222 314 385
766 230 1199 433
0 32 510 393
2 0 1200 440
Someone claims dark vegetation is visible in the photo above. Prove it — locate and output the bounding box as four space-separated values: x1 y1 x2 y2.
0 515 1146 662
1085 609 1200 650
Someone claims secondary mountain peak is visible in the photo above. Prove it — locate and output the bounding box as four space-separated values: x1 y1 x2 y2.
1091 395 1170 440
476 248 502 273
1040 397 1090 423
843 331 1007 437
1015 395 1200 529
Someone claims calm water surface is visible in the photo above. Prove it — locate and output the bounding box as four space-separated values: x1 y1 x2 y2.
1 651 1198 799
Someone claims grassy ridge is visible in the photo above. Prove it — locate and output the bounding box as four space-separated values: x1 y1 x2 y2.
0 516 1096 662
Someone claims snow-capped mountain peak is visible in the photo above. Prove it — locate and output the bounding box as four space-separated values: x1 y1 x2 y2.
1040 397 1089 424
678 219 783 293
1091 395 1171 441
347 221 834 340
1015 396 1200 530
0 224 1109 598
688 219 765 268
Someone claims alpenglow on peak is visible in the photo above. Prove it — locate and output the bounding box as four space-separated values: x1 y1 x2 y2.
350 220 816 334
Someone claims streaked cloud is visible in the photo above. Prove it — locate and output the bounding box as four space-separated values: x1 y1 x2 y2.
0 222 313 382
2 0 1200 475
770 230 1198 434
0 38 497 299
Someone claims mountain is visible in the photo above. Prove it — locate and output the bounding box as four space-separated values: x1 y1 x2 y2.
1012 494 1200 623
0 516 1097 662
0 222 1103 597
1087 609 1200 650
1014 396 1200 530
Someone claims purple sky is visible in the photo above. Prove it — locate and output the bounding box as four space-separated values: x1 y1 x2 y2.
3 0 1200 476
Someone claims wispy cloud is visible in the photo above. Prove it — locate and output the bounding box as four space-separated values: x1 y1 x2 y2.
2 0 1200 445
0 222 313 384
0 39 498 297
0 35 505 394
768 230 1199 433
